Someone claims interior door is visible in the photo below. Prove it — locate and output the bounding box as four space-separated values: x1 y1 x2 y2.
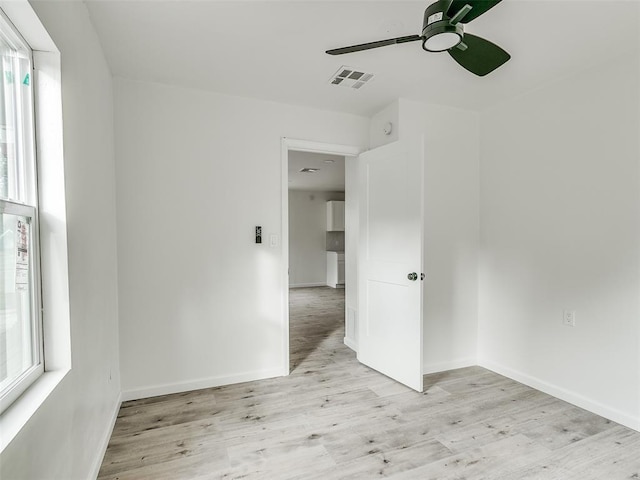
357 139 423 391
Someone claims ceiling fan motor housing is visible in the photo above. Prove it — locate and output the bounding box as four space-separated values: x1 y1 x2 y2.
422 0 463 52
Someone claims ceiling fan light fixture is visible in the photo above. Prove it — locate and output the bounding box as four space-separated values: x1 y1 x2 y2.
422 24 463 52
421 0 463 52
422 29 462 52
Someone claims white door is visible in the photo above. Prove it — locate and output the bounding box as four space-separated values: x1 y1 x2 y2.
357 140 423 391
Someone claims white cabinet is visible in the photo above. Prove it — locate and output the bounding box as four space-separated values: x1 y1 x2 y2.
326 252 345 288
326 201 345 231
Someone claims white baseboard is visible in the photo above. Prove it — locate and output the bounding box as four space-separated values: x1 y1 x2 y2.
121 368 285 402
479 359 640 433
289 282 327 288
89 391 121 480
344 336 358 352
423 357 476 375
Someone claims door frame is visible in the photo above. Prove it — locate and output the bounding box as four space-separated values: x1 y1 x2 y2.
280 137 363 375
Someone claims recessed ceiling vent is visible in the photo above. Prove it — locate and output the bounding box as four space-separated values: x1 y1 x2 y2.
329 66 374 89
299 168 320 173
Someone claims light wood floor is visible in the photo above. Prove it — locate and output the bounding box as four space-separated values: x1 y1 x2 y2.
99 287 640 479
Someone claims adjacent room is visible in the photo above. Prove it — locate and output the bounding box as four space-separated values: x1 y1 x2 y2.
287 151 348 373
0 0 638 478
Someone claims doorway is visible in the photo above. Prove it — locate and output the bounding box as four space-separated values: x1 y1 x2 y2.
280 138 361 374
287 152 345 371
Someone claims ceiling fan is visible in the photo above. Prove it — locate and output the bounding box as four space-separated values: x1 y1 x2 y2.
326 0 510 77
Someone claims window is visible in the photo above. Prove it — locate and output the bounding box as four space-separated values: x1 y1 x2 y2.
0 10 43 414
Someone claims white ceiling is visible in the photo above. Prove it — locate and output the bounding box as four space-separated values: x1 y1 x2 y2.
288 151 345 191
84 1 639 117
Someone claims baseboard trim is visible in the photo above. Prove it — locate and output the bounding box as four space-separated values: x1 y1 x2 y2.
423 357 476 375
121 368 284 402
479 359 640 433
289 283 326 288
343 336 358 352
89 391 121 480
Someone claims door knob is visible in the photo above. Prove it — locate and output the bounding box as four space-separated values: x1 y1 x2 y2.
407 272 418 281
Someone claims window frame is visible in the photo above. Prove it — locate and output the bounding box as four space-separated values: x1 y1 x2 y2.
0 7 44 416
0 0 71 453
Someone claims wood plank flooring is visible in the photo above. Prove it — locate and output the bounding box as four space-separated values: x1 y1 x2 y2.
99 287 640 479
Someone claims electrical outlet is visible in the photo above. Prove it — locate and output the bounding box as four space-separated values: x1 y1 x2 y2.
563 310 576 327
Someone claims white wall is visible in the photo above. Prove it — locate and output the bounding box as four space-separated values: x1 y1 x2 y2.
0 1 121 478
288 190 344 287
398 99 480 374
478 56 640 430
114 78 369 399
369 100 399 149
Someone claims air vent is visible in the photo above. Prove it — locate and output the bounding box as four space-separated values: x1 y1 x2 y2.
329 66 374 89
299 168 320 173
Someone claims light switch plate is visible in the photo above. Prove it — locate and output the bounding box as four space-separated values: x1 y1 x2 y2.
563 310 576 327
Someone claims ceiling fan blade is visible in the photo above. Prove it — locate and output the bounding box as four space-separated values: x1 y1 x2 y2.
448 33 510 76
447 0 502 23
326 35 422 55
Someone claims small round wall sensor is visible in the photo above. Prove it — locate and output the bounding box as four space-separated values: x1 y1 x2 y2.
383 122 393 135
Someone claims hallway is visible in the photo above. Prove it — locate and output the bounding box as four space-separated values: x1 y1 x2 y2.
289 286 346 372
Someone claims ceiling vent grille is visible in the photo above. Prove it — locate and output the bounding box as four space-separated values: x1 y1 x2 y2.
329 66 374 89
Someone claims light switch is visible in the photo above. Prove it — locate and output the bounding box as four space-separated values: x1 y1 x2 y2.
270 234 279 247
